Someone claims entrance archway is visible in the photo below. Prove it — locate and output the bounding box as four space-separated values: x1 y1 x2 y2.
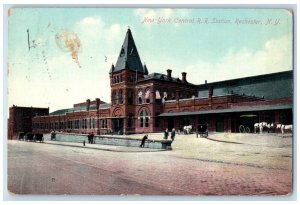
112 108 124 134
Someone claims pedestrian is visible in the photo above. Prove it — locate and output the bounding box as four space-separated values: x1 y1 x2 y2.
83 140 85 146
171 128 176 141
140 134 148 148
90 133 95 144
164 128 169 139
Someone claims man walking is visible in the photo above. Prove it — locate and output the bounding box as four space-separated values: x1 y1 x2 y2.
140 134 148 148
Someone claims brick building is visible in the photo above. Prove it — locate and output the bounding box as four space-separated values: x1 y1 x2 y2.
8 106 49 139
8 28 293 138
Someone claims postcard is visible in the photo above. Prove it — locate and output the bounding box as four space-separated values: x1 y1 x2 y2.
6 7 293 196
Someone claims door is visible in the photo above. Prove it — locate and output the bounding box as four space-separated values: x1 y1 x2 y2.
112 118 124 134
216 119 224 132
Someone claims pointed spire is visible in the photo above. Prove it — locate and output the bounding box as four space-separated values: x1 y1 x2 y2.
113 28 146 74
109 63 115 74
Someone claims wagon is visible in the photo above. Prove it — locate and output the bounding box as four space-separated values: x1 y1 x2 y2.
34 133 44 143
18 132 25 140
197 124 208 138
25 133 35 141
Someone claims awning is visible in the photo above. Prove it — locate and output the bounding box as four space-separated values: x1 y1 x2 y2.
158 104 292 117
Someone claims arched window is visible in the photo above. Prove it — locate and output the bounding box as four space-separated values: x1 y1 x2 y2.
128 90 134 104
139 109 150 128
138 90 143 104
162 92 168 102
145 89 150 103
119 90 124 104
113 91 117 105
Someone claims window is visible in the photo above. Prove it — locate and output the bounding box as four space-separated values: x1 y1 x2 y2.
155 90 161 104
113 76 116 84
119 90 124 104
54 122 59 130
163 92 168 102
68 120 73 129
138 90 143 104
113 91 117 105
82 119 87 129
140 116 144 127
139 109 150 128
128 90 134 104
145 116 149 127
145 89 150 103
90 118 95 129
59 122 64 129
101 119 108 128
45 123 49 129
75 120 80 129
120 75 123 82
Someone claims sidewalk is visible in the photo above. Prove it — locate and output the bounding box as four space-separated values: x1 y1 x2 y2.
44 140 167 152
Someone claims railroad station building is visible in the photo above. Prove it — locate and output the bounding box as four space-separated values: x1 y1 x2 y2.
8 28 293 139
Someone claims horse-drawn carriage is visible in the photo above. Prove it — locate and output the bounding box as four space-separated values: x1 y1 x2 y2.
34 133 44 142
196 124 208 138
18 132 25 140
20 132 44 142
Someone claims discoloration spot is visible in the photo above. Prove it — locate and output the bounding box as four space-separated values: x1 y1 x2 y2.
8 8 13 17
287 9 293 15
55 30 81 68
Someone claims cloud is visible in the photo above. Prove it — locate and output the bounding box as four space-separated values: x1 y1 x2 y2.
79 17 103 26
183 34 293 84
76 16 104 39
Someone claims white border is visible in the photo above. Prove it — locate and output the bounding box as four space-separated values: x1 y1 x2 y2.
1 1 299 204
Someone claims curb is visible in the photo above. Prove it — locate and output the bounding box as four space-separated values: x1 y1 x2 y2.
43 141 168 153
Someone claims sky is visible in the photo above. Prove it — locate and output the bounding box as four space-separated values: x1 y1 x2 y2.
7 8 293 112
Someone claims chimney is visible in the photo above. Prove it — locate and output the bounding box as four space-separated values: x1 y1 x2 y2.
167 69 172 79
181 72 187 83
86 99 91 111
95 98 100 110
208 86 213 98
205 80 207 84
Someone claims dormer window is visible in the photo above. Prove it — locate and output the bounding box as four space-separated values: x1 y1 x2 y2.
120 48 125 57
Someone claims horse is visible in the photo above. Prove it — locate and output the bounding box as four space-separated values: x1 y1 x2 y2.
281 124 292 134
254 122 267 134
266 123 275 133
275 124 284 133
183 125 192 135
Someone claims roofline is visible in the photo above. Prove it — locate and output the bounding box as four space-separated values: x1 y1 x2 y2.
137 74 198 87
159 104 293 117
198 70 293 87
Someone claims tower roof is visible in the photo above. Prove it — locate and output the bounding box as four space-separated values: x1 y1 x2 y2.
111 28 144 74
